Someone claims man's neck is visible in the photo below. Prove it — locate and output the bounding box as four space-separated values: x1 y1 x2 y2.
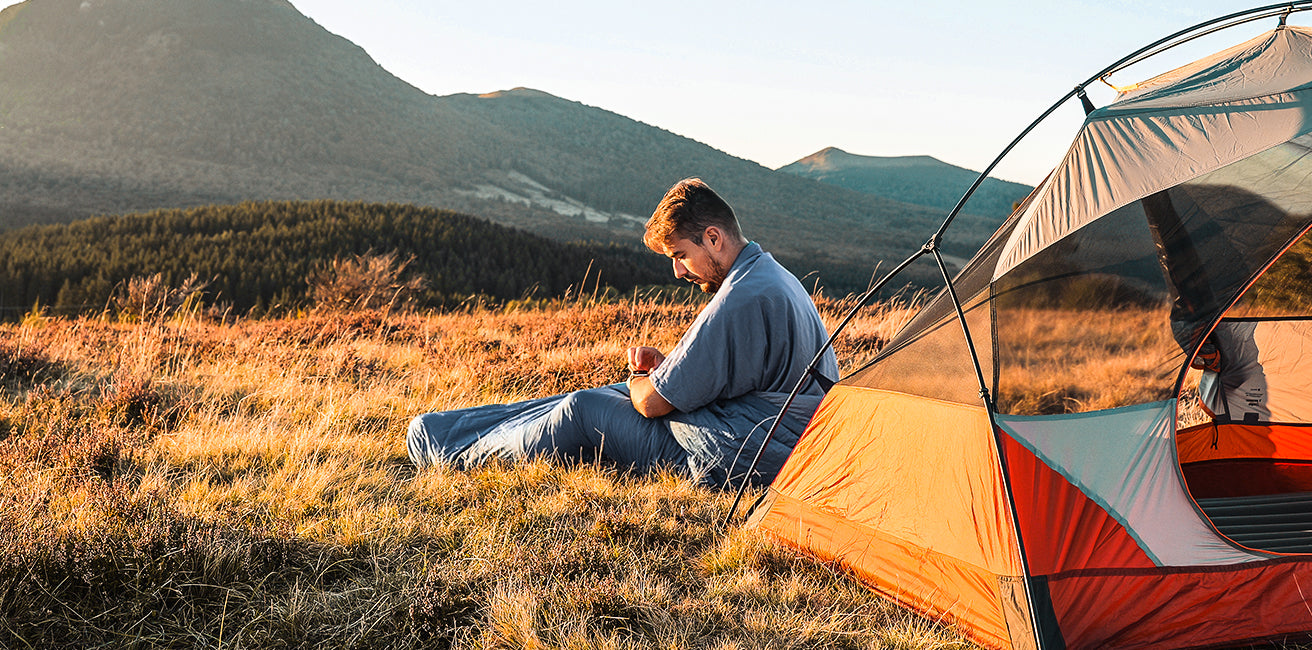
718 239 748 269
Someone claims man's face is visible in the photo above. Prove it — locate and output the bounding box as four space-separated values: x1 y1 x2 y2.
662 234 727 293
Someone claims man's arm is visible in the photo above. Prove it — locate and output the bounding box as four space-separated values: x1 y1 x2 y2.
627 375 675 417
627 346 676 417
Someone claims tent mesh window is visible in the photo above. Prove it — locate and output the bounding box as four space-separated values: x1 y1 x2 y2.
993 133 1312 416
841 205 1030 404
1229 224 1312 319
844 291 992 404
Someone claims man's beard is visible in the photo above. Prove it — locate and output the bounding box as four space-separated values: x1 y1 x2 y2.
687 258 728 293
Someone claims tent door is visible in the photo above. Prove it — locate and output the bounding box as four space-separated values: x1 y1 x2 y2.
1179 317 1312 553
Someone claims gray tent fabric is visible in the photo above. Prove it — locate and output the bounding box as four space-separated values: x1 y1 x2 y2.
995 27 1312 281
406 242 838 487
1200 317 1312 424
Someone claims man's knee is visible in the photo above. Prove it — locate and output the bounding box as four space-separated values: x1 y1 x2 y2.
555 389 602 421
531 390 596 454
517 388 625 459
407 413 439 467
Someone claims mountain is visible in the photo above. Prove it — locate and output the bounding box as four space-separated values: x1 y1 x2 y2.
0 0 1000 292
0 0 478 218
779 147 1034 223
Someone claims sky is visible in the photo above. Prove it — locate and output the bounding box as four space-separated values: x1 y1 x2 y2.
282 0 1307 184
7 0 1307 185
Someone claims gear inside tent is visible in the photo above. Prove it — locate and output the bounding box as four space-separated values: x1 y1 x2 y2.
748 8 1312 650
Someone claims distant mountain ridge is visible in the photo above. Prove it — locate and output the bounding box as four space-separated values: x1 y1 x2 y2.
780 147 1034 221
0 0 1004 292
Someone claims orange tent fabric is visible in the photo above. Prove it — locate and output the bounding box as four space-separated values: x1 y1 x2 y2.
751 386 1026 648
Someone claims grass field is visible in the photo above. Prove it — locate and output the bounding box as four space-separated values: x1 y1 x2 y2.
0 293 986 649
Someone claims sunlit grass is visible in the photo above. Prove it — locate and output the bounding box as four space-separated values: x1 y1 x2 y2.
995 307 1183 414
0 295 977 648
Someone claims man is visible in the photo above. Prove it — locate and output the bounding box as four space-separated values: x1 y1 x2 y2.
406 178 838 487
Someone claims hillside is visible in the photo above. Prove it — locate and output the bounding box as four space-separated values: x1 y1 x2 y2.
779 147 1034 223
0 0 477 220
0 0 999 292
0 201 668 316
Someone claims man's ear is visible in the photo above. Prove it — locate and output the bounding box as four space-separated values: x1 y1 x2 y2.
704 226 722 250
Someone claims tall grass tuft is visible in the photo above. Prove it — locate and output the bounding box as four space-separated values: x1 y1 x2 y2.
112 272 211 323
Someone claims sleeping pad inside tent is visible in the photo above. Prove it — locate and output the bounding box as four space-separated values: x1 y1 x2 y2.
750 20 1312 650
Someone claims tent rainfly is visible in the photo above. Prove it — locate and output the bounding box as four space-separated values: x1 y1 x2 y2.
748 9 1312 650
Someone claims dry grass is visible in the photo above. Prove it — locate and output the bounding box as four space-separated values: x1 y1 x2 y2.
995 306 1182 415
0 295 974 649
111 272 212 323
816 290 925 373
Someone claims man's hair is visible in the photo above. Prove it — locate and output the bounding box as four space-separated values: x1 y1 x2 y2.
643 178 743 250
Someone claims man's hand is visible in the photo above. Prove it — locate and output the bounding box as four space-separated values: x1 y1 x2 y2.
627 346 665 373
626 346 674 417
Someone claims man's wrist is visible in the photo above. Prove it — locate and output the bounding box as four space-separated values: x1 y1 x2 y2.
626 370 649 389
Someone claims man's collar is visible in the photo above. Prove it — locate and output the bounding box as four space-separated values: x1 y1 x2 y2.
717 242 761 291
730 241 762 272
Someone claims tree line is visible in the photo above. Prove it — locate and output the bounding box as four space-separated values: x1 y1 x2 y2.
0 200 670 318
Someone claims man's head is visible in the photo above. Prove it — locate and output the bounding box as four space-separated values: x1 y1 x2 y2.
644 178 747 293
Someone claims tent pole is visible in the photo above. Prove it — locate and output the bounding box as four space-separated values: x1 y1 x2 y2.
1102 4 1306 78
936 2 1311 238
722 245 930 526
930 247 1047 649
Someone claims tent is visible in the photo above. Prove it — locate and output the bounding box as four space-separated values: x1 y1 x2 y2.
747 9 1312 650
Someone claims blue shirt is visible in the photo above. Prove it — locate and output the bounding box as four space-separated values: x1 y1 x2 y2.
650 241 838 411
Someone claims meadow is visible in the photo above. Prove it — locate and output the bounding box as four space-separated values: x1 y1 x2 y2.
0 290 984 649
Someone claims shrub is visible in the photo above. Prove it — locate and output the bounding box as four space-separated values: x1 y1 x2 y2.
308 251 427 312
0 333 60 385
